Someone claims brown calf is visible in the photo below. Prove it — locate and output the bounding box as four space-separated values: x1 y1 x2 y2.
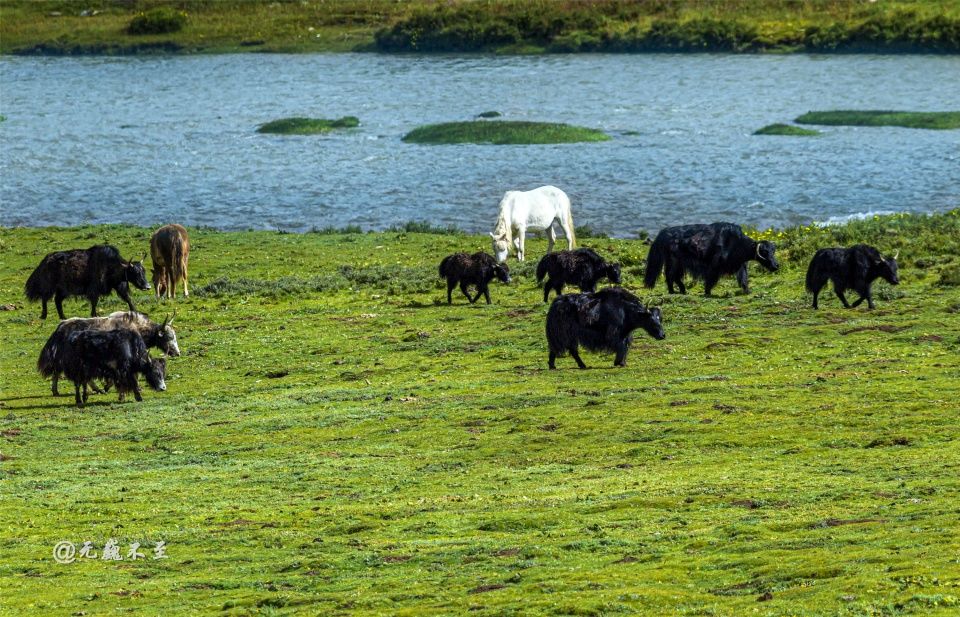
150 224 190 299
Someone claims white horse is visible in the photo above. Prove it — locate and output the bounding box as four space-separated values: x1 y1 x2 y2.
489 185 576 262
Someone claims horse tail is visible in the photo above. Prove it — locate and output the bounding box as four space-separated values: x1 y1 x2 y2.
567 208 576 248
644 236 665 289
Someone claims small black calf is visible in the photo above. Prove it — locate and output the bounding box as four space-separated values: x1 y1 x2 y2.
536 248 621 303
806 244 899 309
439 252 510 304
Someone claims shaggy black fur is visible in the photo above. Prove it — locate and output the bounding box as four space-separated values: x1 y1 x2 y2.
536 248 621 303
38 312 179 397
438 252 510 304
25 245 150 319
806 244 899 309
546 287 665 369
644 223 778 296
59 329 166 408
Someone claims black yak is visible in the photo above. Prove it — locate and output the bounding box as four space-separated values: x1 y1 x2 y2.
60 329 166 408
38 311 180 397
546 287 664 369
25 245 150 319
438 252 510 304
644 223 778 296
150 224 190 299
536 248 621 303
806 244 899 309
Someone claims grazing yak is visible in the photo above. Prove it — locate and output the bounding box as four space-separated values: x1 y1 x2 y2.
546 287 664 369
150 224 190 299
536 248 621 303
38 312 180 397
806 244 899 309
25 245 150 319
60 329 166 408
438 252 510 304
644 222 778 296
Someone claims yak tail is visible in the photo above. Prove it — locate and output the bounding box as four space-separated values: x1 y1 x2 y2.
804 258 817 292
438 255 453 278
37 336 58 378
643 239 665 289
535 254 551 283
24 263 48 301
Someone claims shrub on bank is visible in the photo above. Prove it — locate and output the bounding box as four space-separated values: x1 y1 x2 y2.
127 7 188 35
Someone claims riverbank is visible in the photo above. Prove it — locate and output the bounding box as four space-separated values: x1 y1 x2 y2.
1 211 959 614
3 0 959 55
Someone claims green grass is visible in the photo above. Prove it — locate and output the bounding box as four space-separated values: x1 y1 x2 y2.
256 116 360 135
402 121 611 145
796 110 960 130
2 211 960 615
754 123 822 136
3 0 959 55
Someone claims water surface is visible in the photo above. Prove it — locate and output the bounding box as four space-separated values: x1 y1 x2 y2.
1 53 958 234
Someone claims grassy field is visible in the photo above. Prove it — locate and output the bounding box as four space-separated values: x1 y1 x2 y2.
2 0 959 55
1 212 960 615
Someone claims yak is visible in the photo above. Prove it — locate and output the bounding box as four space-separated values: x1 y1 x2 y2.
536 248 621 303
806 244 899 309
38 311 180 397
60 329 166 408
25 245 151 319
438 252 510 304
644 222 778 296
546 287 664 369
150 224 191 299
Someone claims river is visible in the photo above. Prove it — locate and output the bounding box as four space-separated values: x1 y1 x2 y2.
1 53 958 234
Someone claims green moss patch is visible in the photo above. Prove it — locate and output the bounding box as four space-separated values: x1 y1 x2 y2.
402 120 610 145
256 116 360 135
754 123 821 136
796 111 960 130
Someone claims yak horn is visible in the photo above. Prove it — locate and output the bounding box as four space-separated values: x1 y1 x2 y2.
893 249 900 260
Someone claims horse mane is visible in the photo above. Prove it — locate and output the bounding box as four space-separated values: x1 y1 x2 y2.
492 196 513 247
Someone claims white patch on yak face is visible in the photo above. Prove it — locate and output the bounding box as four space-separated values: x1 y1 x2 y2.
161 326 181 357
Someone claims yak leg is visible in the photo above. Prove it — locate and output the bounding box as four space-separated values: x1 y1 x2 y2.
82 382 89 404
88 295 99 317
546 225 557 254
811 285 821 309
133 384 143 402
116 286 136 312
834 285 852 308
736 265 750 293
543 278 553 303
40 297 49 320
703 270 721 297
55 292 67 319
851 287 874 309
51 373 60 396
569 346 587 370
75 382 84 408
480 283 492 305
614 341 630 367
461 282 476 303
548 351 557 370
447 280 456 304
